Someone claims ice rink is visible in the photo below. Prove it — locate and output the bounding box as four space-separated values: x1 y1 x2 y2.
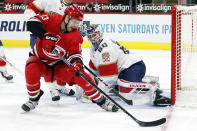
0 47 197 131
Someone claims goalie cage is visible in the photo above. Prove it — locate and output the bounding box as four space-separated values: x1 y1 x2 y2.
171 5 197 107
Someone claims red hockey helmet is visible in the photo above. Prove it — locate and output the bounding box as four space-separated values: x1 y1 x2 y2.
64 5 83 21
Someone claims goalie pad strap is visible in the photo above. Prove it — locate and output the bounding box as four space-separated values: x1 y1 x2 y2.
118 79 155 88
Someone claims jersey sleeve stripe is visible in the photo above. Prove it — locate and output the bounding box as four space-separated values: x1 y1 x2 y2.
98 61 118 77
119 86 134 93
67 53 83 64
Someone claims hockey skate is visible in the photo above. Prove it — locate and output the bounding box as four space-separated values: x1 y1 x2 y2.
50 88 60 101
0 71 13 81
21 89 44 112
58 88 75 96
94 96 119 112
153 89 171 106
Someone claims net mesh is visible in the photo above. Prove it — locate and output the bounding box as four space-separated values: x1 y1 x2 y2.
173 6 197 107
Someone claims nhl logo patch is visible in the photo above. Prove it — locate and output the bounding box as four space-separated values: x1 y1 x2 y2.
102 52 110 63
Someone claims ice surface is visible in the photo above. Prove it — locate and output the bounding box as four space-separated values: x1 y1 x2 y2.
0 48 197 131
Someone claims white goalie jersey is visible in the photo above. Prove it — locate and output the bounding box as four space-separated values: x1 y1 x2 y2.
89 38 142 91
24 0 71 20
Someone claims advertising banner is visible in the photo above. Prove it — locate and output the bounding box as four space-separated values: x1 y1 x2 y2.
0 13 171 49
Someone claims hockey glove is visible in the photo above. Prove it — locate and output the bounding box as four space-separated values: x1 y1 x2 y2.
68 61 83 76
42 33 58 53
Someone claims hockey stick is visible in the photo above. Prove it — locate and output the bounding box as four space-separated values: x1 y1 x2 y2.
0 56 24 75
54 50 166 127
83 65 133 105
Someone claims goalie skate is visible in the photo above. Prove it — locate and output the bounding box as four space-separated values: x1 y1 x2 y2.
95 96 119 112
153 89 171 106
21 89 44 112
0 71 13 81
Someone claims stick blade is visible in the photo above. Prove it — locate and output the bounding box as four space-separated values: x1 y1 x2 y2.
138 118 166 127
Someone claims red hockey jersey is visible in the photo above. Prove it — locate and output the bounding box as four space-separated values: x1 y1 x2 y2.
30 13 83 65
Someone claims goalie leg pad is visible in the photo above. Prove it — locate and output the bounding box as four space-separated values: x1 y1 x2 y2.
142 76 159 83
117 79 155 100
118 78 170 106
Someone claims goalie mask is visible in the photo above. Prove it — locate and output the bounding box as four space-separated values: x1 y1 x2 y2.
87 24 103 50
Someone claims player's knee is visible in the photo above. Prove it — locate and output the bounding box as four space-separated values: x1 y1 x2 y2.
25 62 42 83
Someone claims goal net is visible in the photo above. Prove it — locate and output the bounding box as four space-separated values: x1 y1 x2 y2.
171 5 197 107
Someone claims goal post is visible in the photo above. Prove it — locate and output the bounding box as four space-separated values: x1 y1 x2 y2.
171 5 197 106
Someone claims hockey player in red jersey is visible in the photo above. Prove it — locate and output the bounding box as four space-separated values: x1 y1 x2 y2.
24 0 75 101
0 40 13 82
86 24 171 106
21 5 119 112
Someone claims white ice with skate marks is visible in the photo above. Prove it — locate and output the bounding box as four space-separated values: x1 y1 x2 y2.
0 48 197 131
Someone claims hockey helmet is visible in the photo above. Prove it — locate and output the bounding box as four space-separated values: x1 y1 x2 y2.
64 5 83 21
62 0 73 5
87 24 103 44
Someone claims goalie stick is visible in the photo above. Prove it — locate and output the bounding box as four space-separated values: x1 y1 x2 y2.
83 64 133 105
54 50 166 127
0 56 24 75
